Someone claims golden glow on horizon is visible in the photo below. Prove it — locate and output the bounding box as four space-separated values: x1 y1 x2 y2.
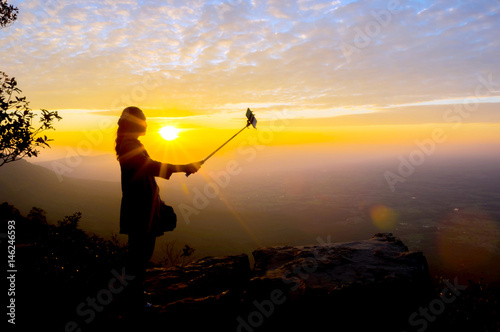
159 126 181 141
28 114 500 163
40 123 500 148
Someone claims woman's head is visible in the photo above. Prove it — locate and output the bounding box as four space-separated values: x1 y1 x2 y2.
115 106 147 157
118 107 147 135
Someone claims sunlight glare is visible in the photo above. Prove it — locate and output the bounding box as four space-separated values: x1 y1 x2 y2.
159 126 180 141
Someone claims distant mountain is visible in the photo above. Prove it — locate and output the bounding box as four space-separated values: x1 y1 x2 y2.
0 159 121 235
34 154 121 182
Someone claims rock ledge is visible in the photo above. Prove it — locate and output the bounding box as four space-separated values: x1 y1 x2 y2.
145 233 433 331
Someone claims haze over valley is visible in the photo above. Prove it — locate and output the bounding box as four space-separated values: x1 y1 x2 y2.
2 144 499 283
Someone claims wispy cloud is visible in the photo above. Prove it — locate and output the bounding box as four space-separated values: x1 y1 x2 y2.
1 0 499 124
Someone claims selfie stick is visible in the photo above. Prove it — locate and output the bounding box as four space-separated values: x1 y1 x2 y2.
186 109 257 177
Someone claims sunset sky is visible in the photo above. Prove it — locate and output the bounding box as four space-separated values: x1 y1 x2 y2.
1 0 499 162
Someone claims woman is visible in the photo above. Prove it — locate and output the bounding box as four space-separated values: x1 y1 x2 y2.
115 106 201 312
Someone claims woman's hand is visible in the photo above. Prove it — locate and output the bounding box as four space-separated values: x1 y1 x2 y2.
184 160 204 176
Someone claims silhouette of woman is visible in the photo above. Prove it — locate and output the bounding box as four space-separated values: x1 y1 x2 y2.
115 106 201 314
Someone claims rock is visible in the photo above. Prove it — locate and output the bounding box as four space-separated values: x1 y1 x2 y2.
244 233 433 331
144 234 433 331
144 254 251 329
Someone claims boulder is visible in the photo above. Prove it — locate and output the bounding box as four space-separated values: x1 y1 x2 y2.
243 233 433 331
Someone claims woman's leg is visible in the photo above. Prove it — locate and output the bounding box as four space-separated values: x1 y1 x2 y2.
125 233 156 310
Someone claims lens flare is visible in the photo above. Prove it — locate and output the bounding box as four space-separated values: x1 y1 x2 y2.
370 205 398 231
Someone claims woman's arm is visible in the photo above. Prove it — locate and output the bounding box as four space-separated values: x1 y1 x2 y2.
120 139 203 179
161 161 204 178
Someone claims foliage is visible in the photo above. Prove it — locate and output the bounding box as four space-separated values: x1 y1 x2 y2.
0 0 18 28
0 202 127 285
0 202 48 243
0 72 62 167
159 241 197 268
27 206 48 225
0 202 129 329
32 212 127 289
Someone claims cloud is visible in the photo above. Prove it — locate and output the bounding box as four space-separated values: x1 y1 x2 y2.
0 0 499 126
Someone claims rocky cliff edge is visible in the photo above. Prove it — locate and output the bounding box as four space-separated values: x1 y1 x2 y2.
144 233 433 331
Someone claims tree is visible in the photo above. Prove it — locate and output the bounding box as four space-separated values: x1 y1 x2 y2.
0 72 62 167
0 1 62 167
0 0 18 28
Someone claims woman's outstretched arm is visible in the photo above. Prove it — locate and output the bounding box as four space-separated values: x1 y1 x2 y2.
160 161 203 179
119 139 203 180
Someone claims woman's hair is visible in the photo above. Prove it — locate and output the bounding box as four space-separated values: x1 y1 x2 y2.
115 106 147 158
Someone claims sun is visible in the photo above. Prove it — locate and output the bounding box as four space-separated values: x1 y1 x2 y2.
159 126 181 141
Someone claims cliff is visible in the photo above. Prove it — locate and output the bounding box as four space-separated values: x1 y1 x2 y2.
142 233 433 331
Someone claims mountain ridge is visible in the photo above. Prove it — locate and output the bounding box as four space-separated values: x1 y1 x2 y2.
0 159 121 235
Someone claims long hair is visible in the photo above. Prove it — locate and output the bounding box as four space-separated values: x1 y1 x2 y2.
115 106 147 159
